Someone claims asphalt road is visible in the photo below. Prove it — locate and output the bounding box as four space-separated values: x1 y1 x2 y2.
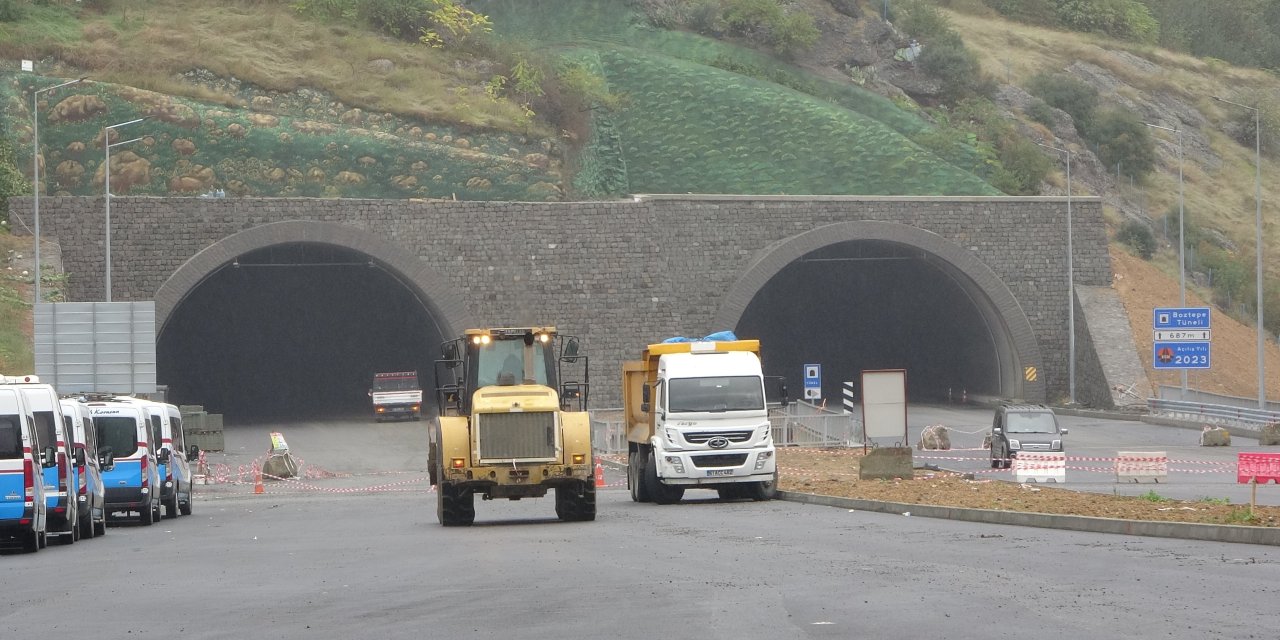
3 410 1280 639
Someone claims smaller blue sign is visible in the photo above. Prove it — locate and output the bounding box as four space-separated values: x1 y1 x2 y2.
1153 307 1211 330
1153 341 1211 370
803 364 821 389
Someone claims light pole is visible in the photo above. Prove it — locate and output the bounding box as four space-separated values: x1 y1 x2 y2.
1036 140 1075 404
103 117 147 303
1145 122 1188 397
30 76 87 304
1214 96 1266 409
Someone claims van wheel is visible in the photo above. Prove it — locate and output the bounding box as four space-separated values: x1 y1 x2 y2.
22 529 39 553
139 502 154 526
94 515 106 537
179 498 192 516
79 509 95 540
164 489 180 519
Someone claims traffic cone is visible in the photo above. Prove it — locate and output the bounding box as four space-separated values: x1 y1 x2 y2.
594 458 605 488
253 464 265 494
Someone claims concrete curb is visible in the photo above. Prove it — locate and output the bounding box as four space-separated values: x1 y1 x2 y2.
777 490 1280 547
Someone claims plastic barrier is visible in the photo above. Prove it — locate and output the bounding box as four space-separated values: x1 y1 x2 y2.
1116 451 1168 483
1012 452 1066 483
1238 452 1280 484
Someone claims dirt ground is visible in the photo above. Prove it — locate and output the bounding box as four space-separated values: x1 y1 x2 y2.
776 448 1280 527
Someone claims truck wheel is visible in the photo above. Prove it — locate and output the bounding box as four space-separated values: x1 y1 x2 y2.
747 472 778 501
628 450 651 503
437 483 475 526
555 482 596 522
716 486 741 500
644 450 684 505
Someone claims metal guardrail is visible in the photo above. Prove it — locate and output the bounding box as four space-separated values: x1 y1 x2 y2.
1148 398 1280 429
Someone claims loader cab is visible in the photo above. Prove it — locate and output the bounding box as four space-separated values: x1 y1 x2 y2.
435 327 589 415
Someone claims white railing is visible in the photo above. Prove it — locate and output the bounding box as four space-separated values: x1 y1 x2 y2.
769 401 861 447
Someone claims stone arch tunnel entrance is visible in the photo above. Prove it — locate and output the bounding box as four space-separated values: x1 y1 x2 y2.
154 222 470 424
720 222 1044 404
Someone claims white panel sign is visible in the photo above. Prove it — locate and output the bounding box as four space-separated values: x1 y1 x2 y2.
861 369 906 441
34 302 157 394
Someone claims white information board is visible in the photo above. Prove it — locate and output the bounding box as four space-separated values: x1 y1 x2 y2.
34 301 157 394
861 369 907 441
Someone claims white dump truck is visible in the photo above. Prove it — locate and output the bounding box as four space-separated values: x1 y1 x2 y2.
369 371 423 422
623 336 786 504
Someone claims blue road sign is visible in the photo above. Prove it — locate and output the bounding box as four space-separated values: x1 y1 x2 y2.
1153 341 1211 370
803 364 821 389
1153 307 1211 330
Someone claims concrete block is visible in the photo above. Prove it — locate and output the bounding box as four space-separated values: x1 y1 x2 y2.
859 447 913 480
1199 426 1231 447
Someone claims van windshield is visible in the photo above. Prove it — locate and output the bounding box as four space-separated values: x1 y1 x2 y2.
668 376 765 412
1005 412 1058 434
95 417 140 458
0 415 21 459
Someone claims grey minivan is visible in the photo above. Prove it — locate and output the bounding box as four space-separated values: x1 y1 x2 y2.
989 404 1067 469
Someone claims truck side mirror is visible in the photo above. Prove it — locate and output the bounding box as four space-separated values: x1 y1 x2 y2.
641 383 651 413
563 338 581 362
443 343 459 367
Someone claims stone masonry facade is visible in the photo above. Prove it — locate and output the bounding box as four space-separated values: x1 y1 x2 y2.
12 195 1111 407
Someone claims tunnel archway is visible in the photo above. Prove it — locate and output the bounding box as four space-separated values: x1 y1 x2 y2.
155 221 475 423
715 221 1044 403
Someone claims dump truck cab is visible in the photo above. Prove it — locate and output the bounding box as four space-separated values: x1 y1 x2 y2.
430 327 593 526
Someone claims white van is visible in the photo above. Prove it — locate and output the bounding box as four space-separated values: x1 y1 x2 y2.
61 398 108 538
113 398 193 518
15 380 80 543
89 400 161 526
0 383 50 552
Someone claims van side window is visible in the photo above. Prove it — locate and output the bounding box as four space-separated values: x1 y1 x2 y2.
82 417 97 453
172 416 184 451
150 415 163 449
0 416 22 458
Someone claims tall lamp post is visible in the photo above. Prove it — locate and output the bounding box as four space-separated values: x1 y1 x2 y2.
31 76 87 304
103 117 147 303
1145 122 1188 398
1036 140 1076 404
1214 96 1266 409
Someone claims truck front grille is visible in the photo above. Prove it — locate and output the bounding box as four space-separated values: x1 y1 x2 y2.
477 411 556 461
691 453 749 468
684 430 754 444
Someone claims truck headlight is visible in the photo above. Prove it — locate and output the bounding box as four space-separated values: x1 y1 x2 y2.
754 450 774 470
664 456 685 474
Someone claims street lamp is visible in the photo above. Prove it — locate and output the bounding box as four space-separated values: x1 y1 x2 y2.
1213 96 1266 409
30 76 87 304
103 117 147 303
1036 140 1076 404
1145 122 1188 398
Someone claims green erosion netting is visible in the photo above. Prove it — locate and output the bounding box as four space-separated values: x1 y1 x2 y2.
479 0 997 196
6 73 564 201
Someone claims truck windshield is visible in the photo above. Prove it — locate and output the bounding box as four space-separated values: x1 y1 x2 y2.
0 415 21 459
668 376 765 412
475 340 551 388
94 417 140 458
373 376 419 392
1005 412 1058 434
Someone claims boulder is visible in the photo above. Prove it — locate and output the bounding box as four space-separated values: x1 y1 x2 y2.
917 425 951 450
1261 423 1280 446
1199 426 1231 447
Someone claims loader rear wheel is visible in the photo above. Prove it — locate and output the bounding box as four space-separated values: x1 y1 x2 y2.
644 450 684 505
437 483 475 526
555 481 597 522
628 450 651 503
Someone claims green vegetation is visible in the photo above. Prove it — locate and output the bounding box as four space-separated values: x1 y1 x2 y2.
1117 219 1156 259
1139 489 1170 502
897 0 994 103
1197 496 1231 505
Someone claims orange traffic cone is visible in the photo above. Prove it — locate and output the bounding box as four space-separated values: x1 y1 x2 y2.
253 464 265 494
594 458 605 488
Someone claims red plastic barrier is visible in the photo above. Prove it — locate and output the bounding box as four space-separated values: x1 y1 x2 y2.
1237 452 1280 484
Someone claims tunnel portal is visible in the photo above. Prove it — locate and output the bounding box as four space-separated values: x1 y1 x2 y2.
157 242 445 423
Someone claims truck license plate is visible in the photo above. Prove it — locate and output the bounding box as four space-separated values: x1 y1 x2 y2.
706 469 734 477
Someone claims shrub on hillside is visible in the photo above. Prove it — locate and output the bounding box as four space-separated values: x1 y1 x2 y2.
0 130 30 222
1026 72 1098 132
1055 0 1159 44
992 136 1052 195
981 0 1058 25
360 0 430 40
918 37 993 103
720 0 818 57
1026 99 1056 128
1117 220 1156 259
0 0 26 22
1089 106 1155 179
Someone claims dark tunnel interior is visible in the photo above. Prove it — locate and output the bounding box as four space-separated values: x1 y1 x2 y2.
157 243 444 424
736 240 1002 404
